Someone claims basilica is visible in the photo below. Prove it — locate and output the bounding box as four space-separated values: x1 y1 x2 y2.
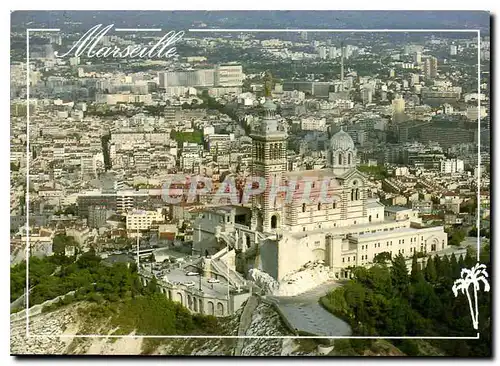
192 98 448 286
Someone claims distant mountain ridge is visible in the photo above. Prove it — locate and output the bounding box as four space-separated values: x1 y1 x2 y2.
11 10 490 33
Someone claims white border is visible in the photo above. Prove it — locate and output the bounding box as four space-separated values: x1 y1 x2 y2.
24 27 482 341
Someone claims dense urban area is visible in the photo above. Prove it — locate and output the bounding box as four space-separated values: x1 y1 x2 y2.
10 11 491 356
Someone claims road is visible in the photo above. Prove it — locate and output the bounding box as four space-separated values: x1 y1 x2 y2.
266 281 351 337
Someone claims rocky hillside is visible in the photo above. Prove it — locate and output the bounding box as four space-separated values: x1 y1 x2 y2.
11 298 323 356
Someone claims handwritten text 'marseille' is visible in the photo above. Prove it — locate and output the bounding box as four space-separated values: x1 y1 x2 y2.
54 24 184 59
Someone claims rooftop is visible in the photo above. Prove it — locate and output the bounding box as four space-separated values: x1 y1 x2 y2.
385 206 411 212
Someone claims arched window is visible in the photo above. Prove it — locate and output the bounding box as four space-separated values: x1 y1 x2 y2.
355 188 360 200
318 203 321 211
332 201 336 209
351 189 355 201
348 153 352 165
271 215 278 229
338 154 342 165
302 203 306 212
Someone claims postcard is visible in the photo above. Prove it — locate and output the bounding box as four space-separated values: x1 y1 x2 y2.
10 10 491 357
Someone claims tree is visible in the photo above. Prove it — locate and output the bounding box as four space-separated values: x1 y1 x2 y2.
450 253 460 278
425 256 437 283
373 251 391 264
449 229 466 246
458 253 466 269
412 278 442 319
391 254 409 294
464 249 476 267
410 253 423 283
145 277 159 295
439 255 452 279
434 255 442 277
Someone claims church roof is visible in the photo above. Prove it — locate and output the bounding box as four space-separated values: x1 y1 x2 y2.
366 199 385 209
330 127 355 151
263 98 277 111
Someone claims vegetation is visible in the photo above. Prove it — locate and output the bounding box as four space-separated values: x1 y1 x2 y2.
468 226 490 239
52 234 79 255
10 162 20 171
321 249 491 356
446 228 468 246
11 256 59 302
11 251 221 341
170 130 203 145
53 204 78 216
357 165 389 180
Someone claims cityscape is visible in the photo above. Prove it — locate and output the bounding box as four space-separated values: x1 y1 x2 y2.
10 10 491 357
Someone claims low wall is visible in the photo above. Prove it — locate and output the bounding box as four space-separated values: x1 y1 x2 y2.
10 291 75 323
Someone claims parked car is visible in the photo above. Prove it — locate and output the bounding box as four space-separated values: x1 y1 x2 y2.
208 278 220 283
186 271 199 276
184 281 195 287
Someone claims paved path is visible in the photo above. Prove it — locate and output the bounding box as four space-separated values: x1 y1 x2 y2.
266 281 351 337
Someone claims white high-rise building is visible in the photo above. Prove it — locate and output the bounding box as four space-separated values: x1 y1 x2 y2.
158 69 215 88
318 46 328 60
440 159 464 174
362 87 373 104
214 64 244 87
392 94 405 122
413 51 422 64
126 209 164 231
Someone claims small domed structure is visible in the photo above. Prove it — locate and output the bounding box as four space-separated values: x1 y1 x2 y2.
330 127 355 151
327 126 357 175
262 98 277 112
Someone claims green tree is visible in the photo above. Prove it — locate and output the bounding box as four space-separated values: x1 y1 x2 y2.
373 251 391 264
434 255 442 277
425 256 437 283
411 278 442 319
458 253 465 269
145 277 159 295
439 255 451 279
391 253 409 294
464 249 475 267
450 253 460 278
410 253 423 283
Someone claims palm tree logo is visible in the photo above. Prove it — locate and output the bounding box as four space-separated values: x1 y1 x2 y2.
452 263 490 330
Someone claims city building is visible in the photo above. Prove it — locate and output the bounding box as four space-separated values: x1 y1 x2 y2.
440 158 465 174
126 209 164 231
422 56 438 79
193 99 448 288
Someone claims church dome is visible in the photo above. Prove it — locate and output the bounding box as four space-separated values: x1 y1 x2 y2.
263 98 277 111
330 127 355 151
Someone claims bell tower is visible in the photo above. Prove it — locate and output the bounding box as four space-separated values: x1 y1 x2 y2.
250 72 287 233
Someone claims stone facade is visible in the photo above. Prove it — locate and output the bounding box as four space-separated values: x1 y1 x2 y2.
193 98 449 285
